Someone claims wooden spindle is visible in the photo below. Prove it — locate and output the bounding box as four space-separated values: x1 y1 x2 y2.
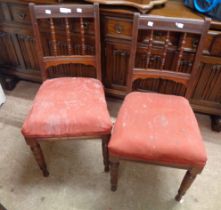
65 18 72 55
146 30 153 68
50 18 57 56
161 31 170 69
80 17 86 55
175 32 187 72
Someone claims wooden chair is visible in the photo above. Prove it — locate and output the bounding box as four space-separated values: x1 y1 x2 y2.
21 3 112 177
108 14 210 201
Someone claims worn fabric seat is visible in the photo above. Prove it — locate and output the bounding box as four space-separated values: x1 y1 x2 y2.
108 92 207 168
22 77 112 139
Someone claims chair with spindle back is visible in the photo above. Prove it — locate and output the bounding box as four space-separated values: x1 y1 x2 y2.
108 13 210 201
21 3 112 177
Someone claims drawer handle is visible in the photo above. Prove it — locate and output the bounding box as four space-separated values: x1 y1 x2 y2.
192 38 199 49
18 13 27 20
115 24 123 34
83 22 89 30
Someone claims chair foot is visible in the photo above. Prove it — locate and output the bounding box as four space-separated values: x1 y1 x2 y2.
110 161 119 191
102 135 110 172
175 194 183 202
111 186 117 192
104 166 109 173
29 141 49 177
43 169 50 177
175 169 199 201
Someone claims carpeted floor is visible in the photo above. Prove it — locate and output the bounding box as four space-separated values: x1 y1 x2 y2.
0 81 220 210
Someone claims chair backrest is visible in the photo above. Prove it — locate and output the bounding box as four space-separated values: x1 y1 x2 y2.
29 3 101 81
127 14 210 99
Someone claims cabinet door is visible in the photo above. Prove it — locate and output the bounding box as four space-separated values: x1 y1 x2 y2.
191 31 221 115
16 34 40 71
103 41 130 95
0 32 20 67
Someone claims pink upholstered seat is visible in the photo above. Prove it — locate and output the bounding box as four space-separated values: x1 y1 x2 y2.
22 77 112 138
108 92 207 168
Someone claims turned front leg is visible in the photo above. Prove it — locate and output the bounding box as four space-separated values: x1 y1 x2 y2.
175 169 200 201
102 135 110 172
110 160 120 191
27 139 49 177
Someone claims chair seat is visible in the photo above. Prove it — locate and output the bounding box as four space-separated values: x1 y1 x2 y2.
22 77 112 138
108 92 207 168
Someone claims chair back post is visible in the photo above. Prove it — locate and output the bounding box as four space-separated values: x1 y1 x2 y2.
94 3 102 81
127 13 139 92
29 3 101 81
29 3 48 81
127 14 211 98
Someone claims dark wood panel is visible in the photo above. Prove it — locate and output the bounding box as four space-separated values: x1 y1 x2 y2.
192 63 221 107
16 34 40 70
103 41 130 90
0 32 20 67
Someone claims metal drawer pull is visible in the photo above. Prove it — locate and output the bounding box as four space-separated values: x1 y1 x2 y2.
83 22 89 30
115 24 123 34
18 13 27 20
192 38 199 48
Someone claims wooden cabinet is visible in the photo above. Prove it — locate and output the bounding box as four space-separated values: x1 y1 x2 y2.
0 1 41 81
0 0 220 131
191 28 221 116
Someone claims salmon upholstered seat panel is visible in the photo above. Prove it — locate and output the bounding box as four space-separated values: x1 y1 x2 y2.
108 92 207 168
22 77 112 138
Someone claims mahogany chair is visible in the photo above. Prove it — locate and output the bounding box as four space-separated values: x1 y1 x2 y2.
21 3 112 177
108 14 210 201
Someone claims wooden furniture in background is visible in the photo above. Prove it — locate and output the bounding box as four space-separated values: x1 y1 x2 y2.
108 13 209 201
21 3 112 176
0 0 220 131
85 0 168 13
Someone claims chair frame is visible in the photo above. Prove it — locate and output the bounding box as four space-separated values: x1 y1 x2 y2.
25 3 110 177
110 13 210 201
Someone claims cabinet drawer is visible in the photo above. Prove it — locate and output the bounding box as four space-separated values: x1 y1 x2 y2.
104 17 133 39
9 4 31 24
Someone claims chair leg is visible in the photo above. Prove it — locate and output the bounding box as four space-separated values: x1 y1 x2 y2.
110 160 120 192
175 169 200 201
102 135 110 172
29 140 49 177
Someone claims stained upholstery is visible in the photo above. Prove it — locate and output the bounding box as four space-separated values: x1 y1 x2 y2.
22 77 112 138
108 92 207 168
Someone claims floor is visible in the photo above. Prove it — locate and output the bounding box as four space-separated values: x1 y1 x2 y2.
0 81 220 210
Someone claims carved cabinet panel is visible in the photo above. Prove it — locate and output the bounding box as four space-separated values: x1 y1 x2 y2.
0 32 20 67
16 34 39 70
191 30 221 115
103 42 130 91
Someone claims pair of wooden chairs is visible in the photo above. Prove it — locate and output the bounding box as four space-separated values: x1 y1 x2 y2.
22 3 210 201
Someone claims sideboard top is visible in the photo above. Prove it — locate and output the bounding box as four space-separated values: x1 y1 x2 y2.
0 0 220 28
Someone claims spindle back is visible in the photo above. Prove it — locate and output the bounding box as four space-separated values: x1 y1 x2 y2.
29 3 101 81
128 14 210 99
